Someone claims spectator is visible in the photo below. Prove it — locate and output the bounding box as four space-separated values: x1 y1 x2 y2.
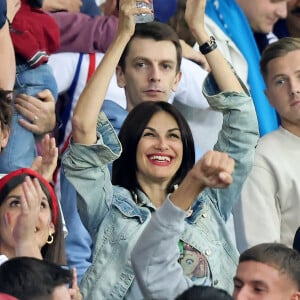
206 0 285 136
233 243 300 299
50 11 118 53
52 2 208 283
235 37 300 251
167 0 283 196
0 168 65 264
132 196 300 299
0 257 73 300
0 168 82 299
61 0 258 298
176 286 232 300
0 0 59 173
0 89 57 182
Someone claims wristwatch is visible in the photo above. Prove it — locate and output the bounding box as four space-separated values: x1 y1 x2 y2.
199 36 217 55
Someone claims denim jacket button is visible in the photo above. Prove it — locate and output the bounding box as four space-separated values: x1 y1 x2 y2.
205 249 211 256
202 213 207 218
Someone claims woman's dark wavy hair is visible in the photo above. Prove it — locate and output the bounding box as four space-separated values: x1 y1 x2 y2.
112 101 195 195
0 174 66 265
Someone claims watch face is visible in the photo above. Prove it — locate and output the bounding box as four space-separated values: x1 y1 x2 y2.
199 36 217 55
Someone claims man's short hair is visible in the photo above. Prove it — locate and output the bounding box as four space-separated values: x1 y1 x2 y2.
239 243 300 290
176 285 232 300
294 227 300 253
0 257 72 300
260 37 300 80
118 21 182 73
0 89 13 132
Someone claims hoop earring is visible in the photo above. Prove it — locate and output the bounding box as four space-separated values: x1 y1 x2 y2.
46 233 54 244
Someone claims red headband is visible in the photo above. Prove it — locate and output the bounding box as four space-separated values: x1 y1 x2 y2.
0 168 58 226
0 293 18 300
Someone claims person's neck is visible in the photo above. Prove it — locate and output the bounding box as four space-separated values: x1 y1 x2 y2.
0 244 15 259
138 179 169 208
281 121 300 138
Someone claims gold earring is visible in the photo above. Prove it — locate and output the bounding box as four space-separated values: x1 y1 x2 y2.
46 232 54 244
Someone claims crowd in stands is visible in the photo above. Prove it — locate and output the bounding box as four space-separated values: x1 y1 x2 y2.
0 0 300 299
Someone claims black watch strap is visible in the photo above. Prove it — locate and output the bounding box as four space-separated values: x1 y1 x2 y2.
199 36 217 55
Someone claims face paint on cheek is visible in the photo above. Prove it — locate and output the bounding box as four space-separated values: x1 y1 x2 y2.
4 212 11 226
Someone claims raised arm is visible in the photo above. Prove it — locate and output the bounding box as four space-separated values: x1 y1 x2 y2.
132 151 235 299
71 0 152 144
185 0 243 93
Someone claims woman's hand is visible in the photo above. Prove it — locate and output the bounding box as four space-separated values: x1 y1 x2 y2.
191 150 234 189
69 268 82 300
185 0 207 35
15 89 56 135
117 0 152 37
13 177 43 259
170 150 234 211
31 134 58 182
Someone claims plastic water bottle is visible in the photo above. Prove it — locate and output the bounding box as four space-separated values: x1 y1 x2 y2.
135 1 154 23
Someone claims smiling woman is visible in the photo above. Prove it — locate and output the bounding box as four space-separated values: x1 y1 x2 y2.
112 101 194 206
61 0 258 299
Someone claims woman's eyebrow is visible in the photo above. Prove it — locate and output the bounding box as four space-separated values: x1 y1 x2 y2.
5 195 21 201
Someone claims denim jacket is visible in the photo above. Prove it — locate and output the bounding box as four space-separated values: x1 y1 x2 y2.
62 74 259 299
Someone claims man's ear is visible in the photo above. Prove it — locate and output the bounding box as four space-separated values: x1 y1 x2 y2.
116 65 126 88
171 70 182 93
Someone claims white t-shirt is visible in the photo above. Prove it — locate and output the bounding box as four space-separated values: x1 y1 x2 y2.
0 255 8 265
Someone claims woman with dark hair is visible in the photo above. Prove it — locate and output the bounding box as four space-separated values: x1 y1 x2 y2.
62 0 258 298
0 168 82 299
0 168 65 264
112 101 195 195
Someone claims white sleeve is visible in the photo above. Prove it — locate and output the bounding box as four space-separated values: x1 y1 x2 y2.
234 159 280 252
174 57 209 109
0 255 8 266
48 53 79 94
